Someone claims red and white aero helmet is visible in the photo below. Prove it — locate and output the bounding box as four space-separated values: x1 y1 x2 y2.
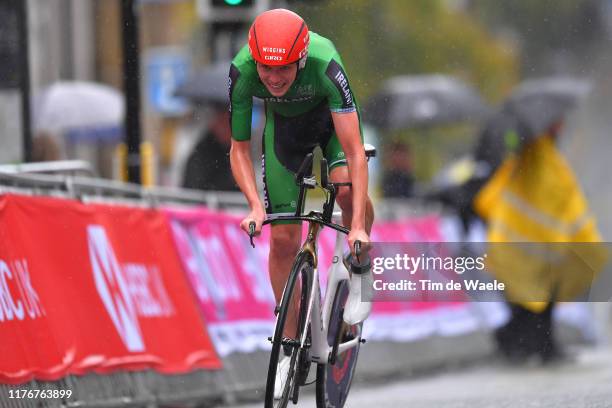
248 9 310 67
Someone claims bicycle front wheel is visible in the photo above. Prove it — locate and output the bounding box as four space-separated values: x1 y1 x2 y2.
315 280 362 408
264 251 314 408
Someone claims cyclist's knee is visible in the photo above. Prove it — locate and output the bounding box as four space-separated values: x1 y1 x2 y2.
270 225 301 254
335 186 353 212
329 165 352 211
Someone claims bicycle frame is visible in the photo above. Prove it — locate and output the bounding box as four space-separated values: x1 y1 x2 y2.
307 227 361 364
258 147 375 368
263 213 360 365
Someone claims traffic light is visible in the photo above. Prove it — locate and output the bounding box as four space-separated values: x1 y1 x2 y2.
212 0 253 7
197 0 269 23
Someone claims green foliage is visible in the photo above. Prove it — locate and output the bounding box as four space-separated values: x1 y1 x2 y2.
294 0 519 102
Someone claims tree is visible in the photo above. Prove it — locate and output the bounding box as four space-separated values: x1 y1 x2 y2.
293 0 518 102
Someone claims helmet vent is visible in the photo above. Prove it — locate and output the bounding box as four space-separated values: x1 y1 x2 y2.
287 21 306 63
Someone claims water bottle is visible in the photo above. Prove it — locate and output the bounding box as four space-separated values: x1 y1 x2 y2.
343 251 373 325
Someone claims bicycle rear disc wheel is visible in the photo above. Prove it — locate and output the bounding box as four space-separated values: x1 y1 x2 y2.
264 251 313 408
315 280 362 408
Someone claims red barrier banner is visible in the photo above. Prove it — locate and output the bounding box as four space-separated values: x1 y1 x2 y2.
0 194 221 384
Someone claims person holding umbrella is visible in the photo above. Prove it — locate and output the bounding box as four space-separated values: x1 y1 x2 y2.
181 103 238 192
176 61 245 191
474 78 604 363
381 141 416 198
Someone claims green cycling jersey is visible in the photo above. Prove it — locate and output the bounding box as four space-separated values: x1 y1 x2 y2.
229 32 362 217
229 32 359 141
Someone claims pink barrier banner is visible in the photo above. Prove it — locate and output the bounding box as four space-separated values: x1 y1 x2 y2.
167 208 276 356
165 207 476 355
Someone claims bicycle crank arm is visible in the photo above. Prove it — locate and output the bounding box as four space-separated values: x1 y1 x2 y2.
267 337 311 349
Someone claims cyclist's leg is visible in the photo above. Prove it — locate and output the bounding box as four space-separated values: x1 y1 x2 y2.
323 131 374 234
329 166 374 233
263 108 321 338
269 224 301 338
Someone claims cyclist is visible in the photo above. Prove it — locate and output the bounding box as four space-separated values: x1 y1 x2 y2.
228 8 374 397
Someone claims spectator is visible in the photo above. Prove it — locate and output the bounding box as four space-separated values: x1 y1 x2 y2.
182 105 238 191
381 141 415 198
474 118 603 363
31 131 62 162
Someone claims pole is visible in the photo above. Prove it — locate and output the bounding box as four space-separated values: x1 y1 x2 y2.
17 0 32 162
121 0 141 184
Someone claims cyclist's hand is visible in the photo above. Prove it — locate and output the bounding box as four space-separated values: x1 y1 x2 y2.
240 206 266 237
348 228 370 258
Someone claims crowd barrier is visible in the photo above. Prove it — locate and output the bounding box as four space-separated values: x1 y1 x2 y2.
0 168 598 407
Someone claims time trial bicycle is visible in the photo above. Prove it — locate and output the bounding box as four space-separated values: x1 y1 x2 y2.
249 144 376 408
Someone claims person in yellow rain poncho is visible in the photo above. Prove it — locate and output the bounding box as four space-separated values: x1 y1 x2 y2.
474 120 608 363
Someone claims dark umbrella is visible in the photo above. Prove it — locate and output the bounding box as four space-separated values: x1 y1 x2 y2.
503 77 592 142
473 108 522 170
363 75 489 130
423 109 520 230
175 60 230 105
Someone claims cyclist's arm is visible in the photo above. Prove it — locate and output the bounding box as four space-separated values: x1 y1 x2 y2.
331 111 368 232
230 141 258 206
230 140 266 231
228 61 265 230
321 54 369 246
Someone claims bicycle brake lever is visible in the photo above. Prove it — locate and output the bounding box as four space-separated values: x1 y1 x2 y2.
248 221 256 248
354 240 362 264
